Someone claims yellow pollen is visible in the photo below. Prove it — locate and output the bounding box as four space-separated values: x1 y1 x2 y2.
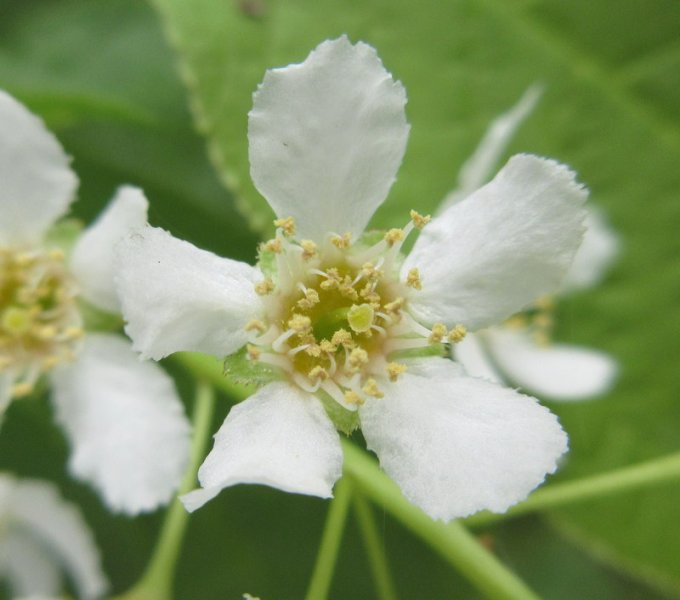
384 228 405 246
297 288 320 310
11 382 33 397
262 238 282 253
64 327 85 340
344 390 364 406
0 357 13 369
384 297 404 314
2 307 33 335
42 356 61 370
34 325 58 340
331 233 351 249
287 314 312 333
534 296 555 311
533 331 551 347
406 268 422 290
331 329 353 348
247 344 261 360
245 319 267 333
505 314 528 329
348 347 369 370
533 313 553 329
386 362 407 382
429 323 448 344
362 378 384 398
305 344 322 357
410 210 431 229
447 324 467 343
48 248 66 261
308 365 329 381
14 253 35 268
319 339 336 353
255 279 275 295
273 216 296 236
300 240 318 260
347 303 375 333
338 277 359 301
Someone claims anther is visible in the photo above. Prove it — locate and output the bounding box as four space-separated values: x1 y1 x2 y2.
262 238 282 253
330 233 351 249
447 324 467 343
300 240 318 260
344 390 364 406
348 347 369 371
429 323 448 344
410 210 431 229
406 268 422 290
297 288 320 310
245 319 267 333
247 344 261 361
287 314 312 333
384 228 405 247
386 362 407 382
273 216 296 236
11 382 33 397
308 366 329 381
319 339 337 354
255 279 275 295
331 329 353 348
384 297 404 314
362 378 384 398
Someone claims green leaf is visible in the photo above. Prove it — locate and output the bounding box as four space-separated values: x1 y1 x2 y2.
150 0 680 595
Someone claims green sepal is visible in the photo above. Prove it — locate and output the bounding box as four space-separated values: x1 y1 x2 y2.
318 390 361 436
256 246 278 280
390 341 448 361
223 346 281 387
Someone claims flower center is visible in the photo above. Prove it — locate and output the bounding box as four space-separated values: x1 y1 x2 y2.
245 213 466 410
0 247 83 396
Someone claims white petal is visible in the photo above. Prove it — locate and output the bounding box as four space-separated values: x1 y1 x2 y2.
248 36 409 242
359 357 568 520
451 331 503 383
0 531 62 598
0 475 108 599
405 154 587 331
0 90 78 245
486 328 618 401
182 382 342 512
438 85 543 212
70 186 148 313
50 333 191 515
116 226 262 360
562 206 620 292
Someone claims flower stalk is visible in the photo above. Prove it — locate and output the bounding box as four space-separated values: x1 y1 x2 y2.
115 381 215 600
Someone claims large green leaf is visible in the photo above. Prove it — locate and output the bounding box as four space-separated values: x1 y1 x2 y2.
150 0 680 594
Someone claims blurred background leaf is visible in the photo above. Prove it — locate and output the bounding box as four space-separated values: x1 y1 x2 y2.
1 0 679 598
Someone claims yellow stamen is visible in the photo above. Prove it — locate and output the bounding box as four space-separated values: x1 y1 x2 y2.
429 323 448 344
11 382 33 397
410 210 431 229
255 279 275 295
308 365 329 381
297 288 320 310
262 238 282 253
273 216 296 236
362 378 384 398
300 240 318 260
305 344 322 357
319 339 337 354
348 347 369 370
2 307 33 335
247 344 261 360
384 297 404 314
331 233 351 249
245 319 267 333
447 324 467 343
386 362 407 382
406 268 422 290
287 314 312 333
331 329 353 348
344 390 364 406
384 228 405 247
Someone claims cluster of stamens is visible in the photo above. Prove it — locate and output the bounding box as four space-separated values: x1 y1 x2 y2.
504 295 555 346
0 247 83 397
245 212 466 410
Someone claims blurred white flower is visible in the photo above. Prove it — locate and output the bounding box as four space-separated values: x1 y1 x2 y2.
446 87 619 401
0 91 190 514
116 37 589 521
0 473 107 600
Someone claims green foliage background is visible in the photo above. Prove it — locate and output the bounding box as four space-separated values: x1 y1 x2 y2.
0 0 679 598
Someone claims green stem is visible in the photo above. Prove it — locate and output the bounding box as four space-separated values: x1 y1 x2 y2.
353 493 399 600
342 443 540 600
116 381 215 600
304 477 353 600
465 450 680 528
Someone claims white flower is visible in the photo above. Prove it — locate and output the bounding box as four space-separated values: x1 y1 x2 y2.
443 88 619 401
0 473 107 600
0 90 190 514
116 37 588 521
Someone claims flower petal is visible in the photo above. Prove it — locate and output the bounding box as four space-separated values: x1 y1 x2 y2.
562 207 620 292
438 85 543 212
70 186 148 314
451 332 503 383
359 357 568 520
0 531 62 598
248 36 409 242
486 328 618 401
0 475 108 599
404 154 587 331
50 333 191 515
182 382 342 512
0 90 78 245
116 226 262 360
